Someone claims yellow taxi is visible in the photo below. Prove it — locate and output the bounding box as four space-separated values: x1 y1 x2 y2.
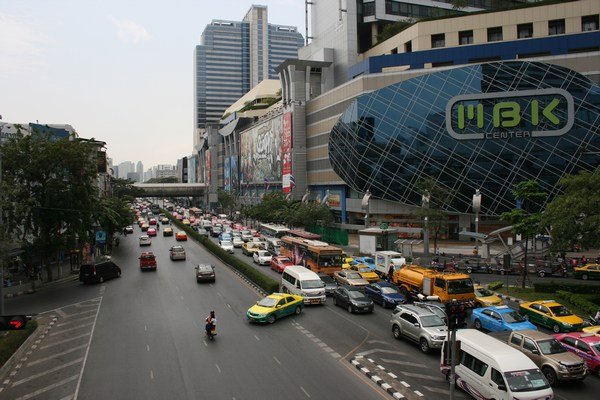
242 242 262 256
349 264 379 283
342 257 355 269
246 293 303 324
582 326 600 337
182 219 191 226
473 285 503 308
175 231 187 241
519 299 584 333
163 227 173 237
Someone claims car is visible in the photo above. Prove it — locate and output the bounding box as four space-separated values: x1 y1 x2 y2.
241 230 253 242
348 264 379 283
147 227 157 237
246 293 304 324
139 252 157 271
318 273 338 296
342 256 355 269
169 245 186 261
519 300 585 333
473 285 503 308
333 270 369 287
163 227 173 236
211 226 222 237
352 256 376 270
149 218 157 225
196 227 209 237
555 332 600 375
124 225 134 234
412 301 447 324
195 264 215 283
139 235 151 246
161 217 170 224
535 261 568 278
253 250 272 265
270 256 294 273
79 259 121 284
390 304 448 353
573 263 600 280
141 223 149 232
218 232 232 243
232 236 244 248
333 286 374 313
471 305 537 332
364 281 405 308
242 242 261 256
583 326 600 337
182 219 191 226
175 231 187 241
220 240 234 253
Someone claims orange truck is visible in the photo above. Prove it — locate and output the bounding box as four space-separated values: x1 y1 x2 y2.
392 265 475 304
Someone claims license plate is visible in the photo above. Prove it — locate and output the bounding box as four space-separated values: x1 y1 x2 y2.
310 299 320 304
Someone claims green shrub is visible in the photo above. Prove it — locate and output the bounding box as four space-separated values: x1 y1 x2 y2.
556 290 599 315
0 320 38 367
488 281 504 291
533 282 600 295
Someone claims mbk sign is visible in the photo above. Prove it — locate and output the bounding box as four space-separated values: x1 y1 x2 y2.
446 88 574 140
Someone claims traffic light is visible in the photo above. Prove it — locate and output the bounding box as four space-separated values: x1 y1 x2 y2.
0 315 31 331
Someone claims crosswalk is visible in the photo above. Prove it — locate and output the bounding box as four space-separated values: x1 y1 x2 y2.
0 298 102 400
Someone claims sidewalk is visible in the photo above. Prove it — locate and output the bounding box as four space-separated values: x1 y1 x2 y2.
3 259 79 299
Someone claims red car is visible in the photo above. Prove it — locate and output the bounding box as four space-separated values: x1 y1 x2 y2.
139 252 157 271
149 218 157 225
147 227 157 237
554 332 600 375
270 256 294 273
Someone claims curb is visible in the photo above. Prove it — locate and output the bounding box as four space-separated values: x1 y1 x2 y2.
351 356 414 399
3 276 78 299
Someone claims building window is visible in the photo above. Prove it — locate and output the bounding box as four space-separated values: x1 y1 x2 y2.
459 30 474 45
548 19 565 35
582 15 599 31
431 33 445 48
363 1 375 17
517 23 533 39
391 47 398 54
405 41 412 53
487 27 503 42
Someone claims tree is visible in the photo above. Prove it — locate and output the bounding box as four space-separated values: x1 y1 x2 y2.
500 180 546 288
285 201 334 228
145 176 178 183
414 178 450 254
542 168 600 253
217 189 237 217
0 134 101 281
243 192 289 224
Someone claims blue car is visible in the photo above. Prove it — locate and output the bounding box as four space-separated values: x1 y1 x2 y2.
471 305 537 332
364 282 405 308
353 256 376 270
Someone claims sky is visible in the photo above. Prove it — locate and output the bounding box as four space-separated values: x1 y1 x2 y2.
0 0 306 169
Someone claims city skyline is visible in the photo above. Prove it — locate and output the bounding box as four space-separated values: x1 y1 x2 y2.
0 0 306 168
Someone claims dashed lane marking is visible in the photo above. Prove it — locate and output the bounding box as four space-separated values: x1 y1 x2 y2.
216 364 222 373
273 356 281 365
300 386 311 398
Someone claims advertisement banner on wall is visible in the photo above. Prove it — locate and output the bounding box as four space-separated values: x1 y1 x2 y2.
240 115 282 184
326 191 341 208
281 112 293 193
230 156 238 192
205 150 211 185
224 157 231 192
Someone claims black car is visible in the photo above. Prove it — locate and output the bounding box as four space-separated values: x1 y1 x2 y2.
79 260 121 284
196 264 216 283
318 273 338 296
333 286 374 313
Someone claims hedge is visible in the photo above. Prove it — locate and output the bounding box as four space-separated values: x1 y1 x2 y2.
488 281 504 291
556 290 600 316
533 281 600 295
0 320 38 368
164 211 279 294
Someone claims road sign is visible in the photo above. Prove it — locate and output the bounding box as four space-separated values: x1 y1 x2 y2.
95 231 106 244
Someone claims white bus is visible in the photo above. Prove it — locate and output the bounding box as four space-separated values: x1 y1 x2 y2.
259 223 290 239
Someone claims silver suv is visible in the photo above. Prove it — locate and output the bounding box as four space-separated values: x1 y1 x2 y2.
390 304 448 353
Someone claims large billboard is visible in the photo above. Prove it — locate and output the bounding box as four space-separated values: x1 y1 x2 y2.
281 112 293 193
240 115 282 184
224 157 231 192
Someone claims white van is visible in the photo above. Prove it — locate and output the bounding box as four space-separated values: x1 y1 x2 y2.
280 265 326 305
441 329 554 400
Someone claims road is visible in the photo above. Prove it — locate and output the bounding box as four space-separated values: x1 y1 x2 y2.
2 223 598 400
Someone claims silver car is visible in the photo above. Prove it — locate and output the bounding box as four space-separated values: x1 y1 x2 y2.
169 245 186 260
390 304 448 353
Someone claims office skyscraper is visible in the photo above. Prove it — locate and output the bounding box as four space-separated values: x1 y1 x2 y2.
193 5 303 134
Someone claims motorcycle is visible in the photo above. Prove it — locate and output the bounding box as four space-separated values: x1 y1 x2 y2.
206 324 216 340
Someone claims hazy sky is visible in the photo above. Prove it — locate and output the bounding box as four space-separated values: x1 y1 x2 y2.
0 0 305 169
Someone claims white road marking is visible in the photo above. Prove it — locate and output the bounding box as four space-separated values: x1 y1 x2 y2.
401 381 410 387
300 386 311 398
392 393 405 399
227 303 232 309
27 344 87 366
356 348 406 357
12 358 84 387
50 322 94 336
414 390 424 396
273 356 281 365
254 335 260 341
381 358 427 368
56 315 95 327
73 297 103 400
55 309 68 318
144 325 147 331
215 364 221 373
150 370 154 380
217 292 223 298
388 372 397 379
367 339 389 345
381 383 392 390
61 310 96 319
146 345 150 352
14 374 79 400
40 333 90 349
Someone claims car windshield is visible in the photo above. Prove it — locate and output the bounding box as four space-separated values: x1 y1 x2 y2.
420 315 445 327
348 291 366 300
381 286 399 294
320 275 334 284
197 265 212 272
447 279 474 294
475 287 493 296
347 272 362 279
549 305 572 317
504 369 550 392
302 280 325 289
357 266 371 273
591 343 600 354
501 311 526 323
278 258 291 263
538 339 567 355
221 241 232 246
362 257 374 264
257 297 278 307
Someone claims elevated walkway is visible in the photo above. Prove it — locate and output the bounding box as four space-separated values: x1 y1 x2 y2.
133 182 207 197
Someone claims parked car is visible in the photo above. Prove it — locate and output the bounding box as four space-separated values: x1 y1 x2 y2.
519 300 584 333
220 240 234 253
139 252 157 271
195 264 215 283
390 304 447 353
473 285 503 308
79 259 121 284
332 286 374 314
318 273 338 296
555 332 600 375
333 270 369 287
246 293 303 324
573 263 600 280
535 261 568 278
139 235 151 246
364 281 405 308
471 305 537 332
169 245 186 261
270 256 293 273
175 231 188 241
254 250 272 265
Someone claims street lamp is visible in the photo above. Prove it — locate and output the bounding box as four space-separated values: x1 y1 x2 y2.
472 189 482 254
422 192 430 256
361 190 372 228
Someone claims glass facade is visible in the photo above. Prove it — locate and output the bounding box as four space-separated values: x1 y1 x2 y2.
329 61 600 216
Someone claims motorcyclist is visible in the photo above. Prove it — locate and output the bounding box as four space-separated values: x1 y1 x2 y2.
205 311 216 339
